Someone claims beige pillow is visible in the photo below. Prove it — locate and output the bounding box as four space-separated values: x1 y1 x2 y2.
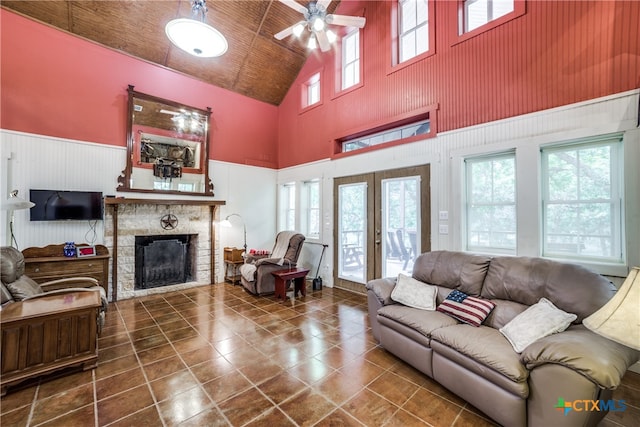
5 276 43 301
391 273 438 311
500 298 577 353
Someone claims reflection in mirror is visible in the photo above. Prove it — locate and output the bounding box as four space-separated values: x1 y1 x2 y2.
118 85 214 196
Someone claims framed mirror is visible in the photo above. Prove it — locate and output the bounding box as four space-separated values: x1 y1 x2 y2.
118 85 214 196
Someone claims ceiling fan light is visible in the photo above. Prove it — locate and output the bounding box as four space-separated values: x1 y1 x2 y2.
308 35 317 50
165 18 228 57
313 17 325 32
293 23 305 37
326 29 337 43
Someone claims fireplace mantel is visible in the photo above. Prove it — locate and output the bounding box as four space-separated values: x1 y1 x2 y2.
104 197 225 207
104 197 225 301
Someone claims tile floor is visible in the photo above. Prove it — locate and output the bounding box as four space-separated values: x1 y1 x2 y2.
1 283 638 426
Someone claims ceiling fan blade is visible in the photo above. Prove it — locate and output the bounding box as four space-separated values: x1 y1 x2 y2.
278 0 308 15
325 14 366 28
316 29 331 52
317 0 332 10
274 21 305 40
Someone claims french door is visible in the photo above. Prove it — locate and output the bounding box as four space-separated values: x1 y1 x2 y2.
333 165 430 292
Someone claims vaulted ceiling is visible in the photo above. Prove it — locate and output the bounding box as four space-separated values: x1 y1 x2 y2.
2 0 341 105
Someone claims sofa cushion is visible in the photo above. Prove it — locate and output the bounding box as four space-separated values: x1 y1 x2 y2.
5 276 44 301
481 256 615 323
412 251 491 296
431 324 529 386
483 299 528 330
500 298 577 353
436 290 495 327
391 273 437 311
378 305 458 339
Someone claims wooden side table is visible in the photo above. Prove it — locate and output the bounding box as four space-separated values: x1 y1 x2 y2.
224 260 244 284
271 268 310 301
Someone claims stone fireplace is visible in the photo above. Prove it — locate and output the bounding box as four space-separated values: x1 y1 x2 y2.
103 198 224 301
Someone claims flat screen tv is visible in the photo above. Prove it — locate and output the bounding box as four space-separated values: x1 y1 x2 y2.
29 190 103 221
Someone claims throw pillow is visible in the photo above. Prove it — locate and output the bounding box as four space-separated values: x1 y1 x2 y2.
436 289 496 327
5 276 44 301
391 273 438 311
499 297 577 353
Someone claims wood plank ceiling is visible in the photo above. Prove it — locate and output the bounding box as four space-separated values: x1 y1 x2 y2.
2 0 340 105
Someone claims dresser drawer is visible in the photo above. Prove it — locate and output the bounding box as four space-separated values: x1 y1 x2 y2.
27 259 104 276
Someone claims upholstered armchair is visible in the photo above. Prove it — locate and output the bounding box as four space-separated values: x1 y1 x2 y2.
0 246 107 331
240 231 305 295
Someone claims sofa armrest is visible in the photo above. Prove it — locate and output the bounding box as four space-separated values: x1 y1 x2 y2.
366 277 397 306
521 325 639 389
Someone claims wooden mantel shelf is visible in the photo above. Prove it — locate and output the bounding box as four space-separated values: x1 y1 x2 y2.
104 198 225 207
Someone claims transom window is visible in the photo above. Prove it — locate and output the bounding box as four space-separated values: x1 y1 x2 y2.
342 119 430 153
541 138 623 262
463 0 514 33
465 153 516 253
399 0 429 63
342 30 360 90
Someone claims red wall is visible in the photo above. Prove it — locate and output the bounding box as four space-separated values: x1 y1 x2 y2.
277 0 640 168
0 10 279 168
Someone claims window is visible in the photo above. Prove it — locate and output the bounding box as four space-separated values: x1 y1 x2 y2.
302 180 321 239
342 30 360 90
306 73 320 107
463 0 514 33
465 153 516 253
342 119 430 153
541 138 623 262
279 182 296 231
399 0 429 63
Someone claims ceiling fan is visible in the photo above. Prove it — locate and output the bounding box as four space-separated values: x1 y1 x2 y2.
274 0 366 52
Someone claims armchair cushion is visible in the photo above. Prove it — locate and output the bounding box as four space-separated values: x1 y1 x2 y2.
5 276 43 301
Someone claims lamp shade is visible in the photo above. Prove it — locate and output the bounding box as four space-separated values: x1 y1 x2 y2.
1 190 35 211
165 18 228 57
583 267 640 350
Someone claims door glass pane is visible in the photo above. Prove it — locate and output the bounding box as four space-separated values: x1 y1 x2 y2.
382 177 420 277
338 183 367 283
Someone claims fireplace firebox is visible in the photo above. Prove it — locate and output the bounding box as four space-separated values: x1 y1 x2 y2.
135 234 196 289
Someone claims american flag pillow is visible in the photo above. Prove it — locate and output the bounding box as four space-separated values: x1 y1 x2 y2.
437 290 495 327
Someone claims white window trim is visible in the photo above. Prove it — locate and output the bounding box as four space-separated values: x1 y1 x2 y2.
398 0 429 64
451 130 632 277
341 30 360 90
302 179 321 240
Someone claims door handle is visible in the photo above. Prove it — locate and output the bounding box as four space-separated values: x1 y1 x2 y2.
375 240 381 244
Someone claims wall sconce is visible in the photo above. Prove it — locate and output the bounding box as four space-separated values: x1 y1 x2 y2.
1 190 35 248
221 213 247 255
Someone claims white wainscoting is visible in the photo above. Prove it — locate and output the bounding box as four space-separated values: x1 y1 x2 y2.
277 89 640 287
0 130 278 284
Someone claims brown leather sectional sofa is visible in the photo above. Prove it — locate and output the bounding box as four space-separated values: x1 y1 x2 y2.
366 251 639 427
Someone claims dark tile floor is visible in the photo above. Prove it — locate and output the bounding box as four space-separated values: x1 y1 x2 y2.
1 283 638 426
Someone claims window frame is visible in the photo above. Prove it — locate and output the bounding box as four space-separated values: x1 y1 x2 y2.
456 0 525 44
540 137 624 264
302 179 321 240
299 69 323 113
464 151 517 255
387 0 436 75
341 29 361 91
279 182 296 232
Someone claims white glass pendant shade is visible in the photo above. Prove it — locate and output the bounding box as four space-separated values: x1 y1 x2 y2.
165 18 228 57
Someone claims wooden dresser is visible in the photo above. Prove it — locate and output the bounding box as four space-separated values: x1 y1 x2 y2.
22 244 110 297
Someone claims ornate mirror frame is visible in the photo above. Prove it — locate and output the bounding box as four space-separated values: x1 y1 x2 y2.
117 85 214 196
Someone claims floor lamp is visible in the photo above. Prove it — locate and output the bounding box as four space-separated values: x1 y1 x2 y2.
221 213 247 255
1 190 35 248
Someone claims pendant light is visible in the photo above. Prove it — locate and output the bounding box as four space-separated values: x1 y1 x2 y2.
165 0 228 58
